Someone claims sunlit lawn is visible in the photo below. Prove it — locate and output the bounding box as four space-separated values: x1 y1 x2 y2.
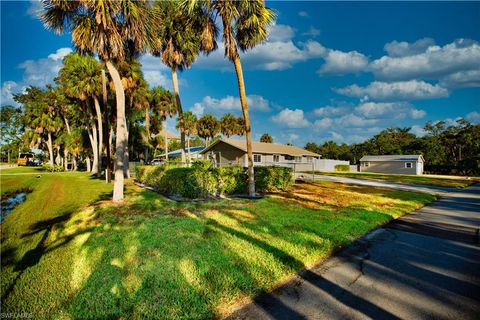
311 171 478 188
1 170 435 319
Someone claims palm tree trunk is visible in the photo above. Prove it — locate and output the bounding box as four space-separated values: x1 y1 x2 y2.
171 67 186 165
124 123 130 179
102 69 111 183
106 60 126 201
233 56 255 196
164 119 169 161
93 96 103 176
86 156 91 172
47 132 54 165
187 135 191 163
87 122 99 176
55 146 61 165
145 105 150 163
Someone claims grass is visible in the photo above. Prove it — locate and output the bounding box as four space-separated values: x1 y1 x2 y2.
1 169 435 319
310 171 478 188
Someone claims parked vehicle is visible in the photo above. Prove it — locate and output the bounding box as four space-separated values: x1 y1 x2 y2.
16 153 35 166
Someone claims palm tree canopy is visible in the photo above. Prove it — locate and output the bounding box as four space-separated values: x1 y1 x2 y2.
149 86 176 121
57 53 102 101
197 113 219 140
41 0 159 61
185 0 275 61
152 1 217 71
179 111 198 136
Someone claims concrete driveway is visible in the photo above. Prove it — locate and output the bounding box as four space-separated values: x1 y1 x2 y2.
228 182 480 320
295 173 455 195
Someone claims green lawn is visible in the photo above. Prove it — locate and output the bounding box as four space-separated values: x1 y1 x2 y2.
311 171 478 188
1 171 435 319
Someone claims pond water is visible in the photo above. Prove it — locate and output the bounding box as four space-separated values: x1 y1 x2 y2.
1 192 27 222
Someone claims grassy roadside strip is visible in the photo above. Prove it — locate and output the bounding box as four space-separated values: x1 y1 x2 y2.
305 171 478 188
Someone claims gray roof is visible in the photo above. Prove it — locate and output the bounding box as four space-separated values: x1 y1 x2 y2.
360 155 424 162
201 138 321 157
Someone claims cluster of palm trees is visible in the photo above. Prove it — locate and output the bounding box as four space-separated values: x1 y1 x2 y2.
37 0 275 201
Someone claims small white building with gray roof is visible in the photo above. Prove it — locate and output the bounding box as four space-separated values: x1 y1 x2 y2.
359 155 425 175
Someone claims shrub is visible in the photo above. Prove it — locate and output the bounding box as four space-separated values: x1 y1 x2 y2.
254 166 293 192
42 164 65 172
139 163 293 199
215 166 247 194
335 164 350 172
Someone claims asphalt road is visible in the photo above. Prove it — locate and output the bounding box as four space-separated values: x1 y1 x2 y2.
228 182 480 320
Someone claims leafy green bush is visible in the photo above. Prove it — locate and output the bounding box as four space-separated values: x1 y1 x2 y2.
335 164 350 172
42 164 65 172
138 162 293 198
254 166 294 192
215 166 247 194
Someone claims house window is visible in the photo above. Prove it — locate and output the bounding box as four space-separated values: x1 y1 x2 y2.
253 154 262 163
284 155 294 161
306 157 313 163
405 162 413 168
273 155 280 162
363 162 370 167
295 156 302 163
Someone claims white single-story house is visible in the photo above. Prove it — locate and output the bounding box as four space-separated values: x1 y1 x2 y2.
359 155 425 175
200 138 321 170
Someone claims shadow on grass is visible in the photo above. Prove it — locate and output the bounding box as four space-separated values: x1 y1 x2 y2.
1 182 443 318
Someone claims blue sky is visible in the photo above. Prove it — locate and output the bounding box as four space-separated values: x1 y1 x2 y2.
1 1 480 146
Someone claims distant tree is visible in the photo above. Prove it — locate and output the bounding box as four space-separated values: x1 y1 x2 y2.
260 133 273 143
197 114 220 145
0 105 24 162
177 111 198 161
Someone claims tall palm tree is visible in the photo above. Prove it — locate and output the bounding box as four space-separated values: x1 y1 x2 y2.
197 114 220 146
42 0 158 201
58 53 103 175
151 1 217 165
220 113 237 138
149 87 176 160
176 111 197 162
187 0 275 196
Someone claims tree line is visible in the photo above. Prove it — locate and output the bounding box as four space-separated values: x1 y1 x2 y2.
0 0 276 201
305 119 480 175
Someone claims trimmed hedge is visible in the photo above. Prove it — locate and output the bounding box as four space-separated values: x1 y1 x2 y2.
335 164 350 172
42 164 65 172
135 161 293 199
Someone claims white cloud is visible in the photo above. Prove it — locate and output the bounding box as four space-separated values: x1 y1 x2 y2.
195 24 327 71
26 0 42 19
1 47 74 106
466 111 480 124
335 80 449 102
191 94 271 116
336 114 378 127
48 48 73 61
370 39 480 81
271 108 311 128
18 47 73 87
267 24 296 42
355 102 426 120
1 81 25 106
302 26 321 38
318 49 368 75
140 54 171 89
298 11 309 17
410 125 427 137
190 103 204 117
384 38 436 57
313 118 333 130
439 69 480 88
313 105 349 117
